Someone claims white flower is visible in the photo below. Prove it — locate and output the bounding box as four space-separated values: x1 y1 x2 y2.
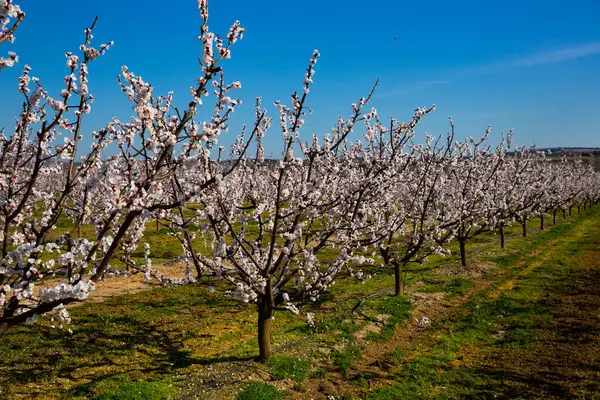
10 232 25 245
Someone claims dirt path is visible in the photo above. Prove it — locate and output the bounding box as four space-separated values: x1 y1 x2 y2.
356 239 559 376
41 262 190 308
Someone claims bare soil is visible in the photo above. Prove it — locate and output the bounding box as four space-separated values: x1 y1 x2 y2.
466 250 600 399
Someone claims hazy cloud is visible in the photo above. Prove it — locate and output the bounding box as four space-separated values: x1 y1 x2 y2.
468 41 600 75
378 42 600 99
507 41 600 67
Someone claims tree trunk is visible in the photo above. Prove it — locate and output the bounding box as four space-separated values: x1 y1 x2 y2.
569 206 572 217
257 291 274 361
553 209 556 225
191 257 203 279
577 204 580 214
394 261 405 296
91 210 142 282
540 215 544 231
522 221 527 237
500 225 505 249
562 209 566 219
459 238 467 267
156 219 159 231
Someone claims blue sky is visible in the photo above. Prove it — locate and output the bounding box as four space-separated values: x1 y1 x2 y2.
1 0 600 158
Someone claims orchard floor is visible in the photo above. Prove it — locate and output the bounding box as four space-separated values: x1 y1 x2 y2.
358 209 600 400
1 207 599 399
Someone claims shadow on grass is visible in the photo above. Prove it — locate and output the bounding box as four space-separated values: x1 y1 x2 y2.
0 284 261 398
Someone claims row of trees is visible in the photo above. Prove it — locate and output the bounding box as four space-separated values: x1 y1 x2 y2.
158 121 599 359
1 1 599 360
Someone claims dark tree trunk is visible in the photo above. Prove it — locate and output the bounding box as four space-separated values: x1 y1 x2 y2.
577 204 581 214
522 221 527 237
500 225 505 249
540 215 544 231
257 288 274 361
569 206 572 217
394 261 405 296
91 210 142 281
191 257 203 279
563 209 566 219
553 209 557 225
459 238 467 267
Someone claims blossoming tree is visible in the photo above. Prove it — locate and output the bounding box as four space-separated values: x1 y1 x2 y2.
356 118 455 296
0 0 247 334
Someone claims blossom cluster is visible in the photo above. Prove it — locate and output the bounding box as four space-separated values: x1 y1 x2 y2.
0 0 23 71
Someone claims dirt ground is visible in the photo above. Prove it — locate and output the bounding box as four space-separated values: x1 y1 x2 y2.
467 250 600 399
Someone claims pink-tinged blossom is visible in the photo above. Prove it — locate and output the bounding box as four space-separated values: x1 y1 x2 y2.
0 50 17 70
38 281 95 303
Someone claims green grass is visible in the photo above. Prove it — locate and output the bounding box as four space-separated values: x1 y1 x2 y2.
266 355 310 382
67 374 176 400
372 348 405 372
370 382 427 400
420 277 474 297
237 382 284 400
363 295 413 342
332 345 362 379
93 381 175 400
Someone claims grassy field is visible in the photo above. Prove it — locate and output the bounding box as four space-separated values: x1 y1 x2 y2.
1 207 599 399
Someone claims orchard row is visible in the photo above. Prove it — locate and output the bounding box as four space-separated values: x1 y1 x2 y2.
1 1 598 361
